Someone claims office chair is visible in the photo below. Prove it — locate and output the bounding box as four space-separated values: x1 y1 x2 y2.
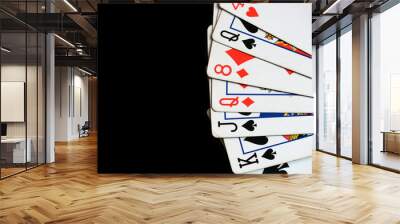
79 121 90 138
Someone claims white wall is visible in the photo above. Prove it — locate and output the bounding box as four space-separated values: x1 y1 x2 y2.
78 71 89 138
1 65 28 141
1 65 41 137
55 66 89 141
1 64 46 164
55 66 70 141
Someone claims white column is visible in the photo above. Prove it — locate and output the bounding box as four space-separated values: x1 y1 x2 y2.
46 33 55 163
352 14 369 164
46 0 56 163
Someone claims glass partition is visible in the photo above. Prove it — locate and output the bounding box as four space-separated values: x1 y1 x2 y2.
0 31 28 177
27 30 38 169
339 28 352 158
370 4 400 171
0 1 46 179
317 36 337 155
38 32 45 165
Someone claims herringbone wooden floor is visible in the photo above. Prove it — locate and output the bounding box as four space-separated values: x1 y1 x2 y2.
1 135 400 224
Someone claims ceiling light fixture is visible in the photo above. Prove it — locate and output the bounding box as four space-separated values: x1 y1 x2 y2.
1 47 11 53
54 34 75 48
63 0 78 12
322 0 355 15
322 0 343 14
78 67 93 76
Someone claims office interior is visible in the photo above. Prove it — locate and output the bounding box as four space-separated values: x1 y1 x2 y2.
316 1 400 172
0 0 97 179
0 0 400 222
0 0 399 176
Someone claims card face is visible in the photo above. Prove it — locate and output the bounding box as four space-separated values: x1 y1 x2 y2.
212 3 221 27
211 79 313 113
212 10 312 77
245 157 312 174
207 25 212 54
224 134 313 174
219 3 312 54
207 26 212 104
207 41 313 96
211 110 314 137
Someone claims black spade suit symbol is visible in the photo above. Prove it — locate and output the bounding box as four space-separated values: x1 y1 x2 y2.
242 120 257 131
262 148 276 160
262 163 289 174
242 38 256 49
244 136 268 145
239 18 259 33
239 112 252 116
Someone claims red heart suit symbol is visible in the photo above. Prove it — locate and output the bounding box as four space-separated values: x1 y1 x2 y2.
246 7 259 17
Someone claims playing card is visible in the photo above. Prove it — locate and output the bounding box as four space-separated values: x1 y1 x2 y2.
224 134 313 174
207 25 212 54
207 25 214 107
211 110 314 138
245 157 312 174
207 41 313 96
211 79 313 113
219 3 312 55
212 3 221 28
206 109 227 147
212 10 312 77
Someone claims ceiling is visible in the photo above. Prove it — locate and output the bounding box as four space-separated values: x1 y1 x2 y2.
0 0 394 73
311 0 390 43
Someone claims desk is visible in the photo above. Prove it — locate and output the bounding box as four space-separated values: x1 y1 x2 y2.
382 131 400 154
1 138 31 163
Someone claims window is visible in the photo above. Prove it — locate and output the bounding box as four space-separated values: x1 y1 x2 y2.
370 3 400 171
317 26 353 159
0 1 47 179
340 28 352 158
318 36 337 155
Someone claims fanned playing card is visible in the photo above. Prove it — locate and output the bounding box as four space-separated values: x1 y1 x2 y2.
207 41 313 96
219 3 312 55
224 134 314 174
211 79 313 113
211 110 314 137
212 10 312 77
245 157 312 174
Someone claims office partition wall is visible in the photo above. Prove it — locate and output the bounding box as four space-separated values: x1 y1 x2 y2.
0 31 28 177
0 1 47 179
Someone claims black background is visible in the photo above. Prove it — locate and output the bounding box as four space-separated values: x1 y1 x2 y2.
97 4 232 173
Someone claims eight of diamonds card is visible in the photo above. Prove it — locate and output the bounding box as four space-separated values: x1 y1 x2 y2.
207 41 313 96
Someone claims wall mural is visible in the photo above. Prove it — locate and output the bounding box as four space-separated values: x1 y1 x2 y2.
97 3 314 174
